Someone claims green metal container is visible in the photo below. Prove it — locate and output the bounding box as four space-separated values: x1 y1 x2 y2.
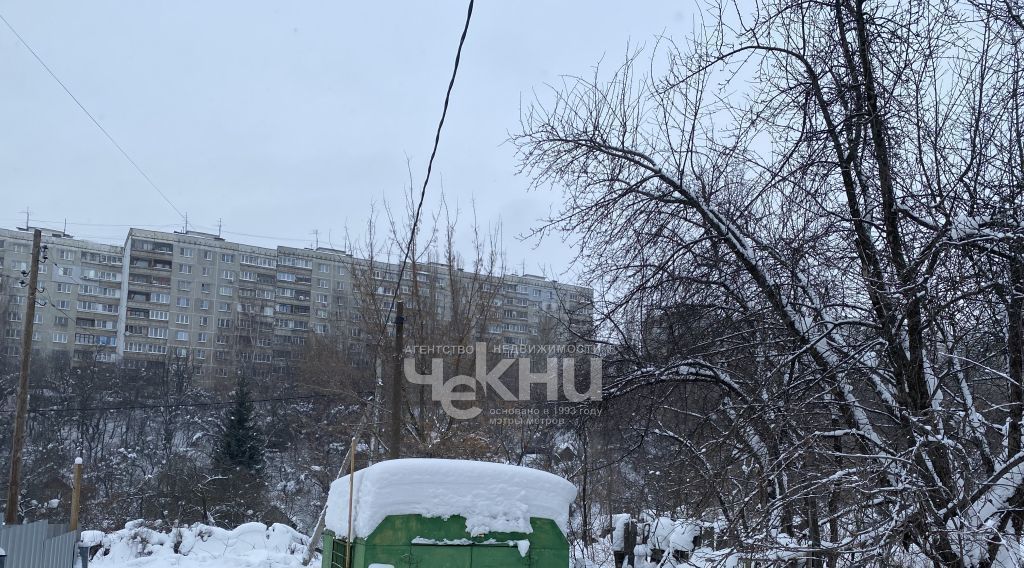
322 513 569 568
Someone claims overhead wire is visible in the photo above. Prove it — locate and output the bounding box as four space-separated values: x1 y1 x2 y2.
0 12 185 223
21 392 376 415
379 0 476 341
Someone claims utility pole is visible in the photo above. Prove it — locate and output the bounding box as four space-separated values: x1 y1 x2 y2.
5 228 42 524
387 300 405 459
70 458 83 531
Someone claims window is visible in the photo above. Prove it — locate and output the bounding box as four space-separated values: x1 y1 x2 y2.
77 300 116 313
178 264 192 274
318 278 329 288
217 318 232 329
195 349 206 359
218 286 234 296
201 266 210 277
316 308 328 318
318 263 330 273
221 270 235 281
150 310 169 321
178 280 192 292
180 247 193 257
52 332 68 343
279 256 312 269
277 287 295 298
176 296 191 308
59 249 74 261
200 283 211 294
316 293 328 304
175 314 191 325
240 271 256 281
277 272 296 282
175 331 189 341
151 292 170 304
148 327 168 339
56 282 73 293
197 332 208 343
199 299 210 310
58 266 73 277
54 315 68 326
217 301 230 312
175 347 188 357
221 253 235 263
202 250 213 261
314 323 328 334
7 311 20 322
199 316 209 326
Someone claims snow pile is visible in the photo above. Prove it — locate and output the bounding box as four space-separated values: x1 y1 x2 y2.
610 513 629 550
325 458 577 538
85 521 312 568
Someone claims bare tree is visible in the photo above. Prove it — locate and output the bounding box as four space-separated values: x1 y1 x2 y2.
514 0 1024 565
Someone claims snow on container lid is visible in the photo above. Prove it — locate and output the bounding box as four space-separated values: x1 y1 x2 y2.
324 458 577 539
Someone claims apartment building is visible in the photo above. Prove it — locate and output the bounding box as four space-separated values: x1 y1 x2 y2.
1 226 593 376
0 227 124 364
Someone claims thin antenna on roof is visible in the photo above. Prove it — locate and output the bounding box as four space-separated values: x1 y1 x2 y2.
312 229 319 249
184 212 189 233
20 207 30 230
217 218 222 238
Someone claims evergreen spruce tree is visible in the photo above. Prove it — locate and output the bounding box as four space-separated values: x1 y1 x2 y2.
216 374 264 474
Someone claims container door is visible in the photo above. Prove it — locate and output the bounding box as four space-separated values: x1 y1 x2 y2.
406 545 472 568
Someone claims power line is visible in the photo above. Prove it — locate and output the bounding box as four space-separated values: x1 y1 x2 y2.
0 12 185 222
388 0 476 311
22 392 374 414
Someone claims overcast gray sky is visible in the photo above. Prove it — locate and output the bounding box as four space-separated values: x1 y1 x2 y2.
1 1 690 282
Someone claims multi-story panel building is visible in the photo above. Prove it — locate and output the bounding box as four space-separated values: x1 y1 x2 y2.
0 226 124 364
2 226 593 376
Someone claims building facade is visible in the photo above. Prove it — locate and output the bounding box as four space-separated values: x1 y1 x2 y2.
1 226 593 377
0 227 123 365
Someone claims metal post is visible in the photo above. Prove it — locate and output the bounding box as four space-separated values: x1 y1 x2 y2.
78 542 90 568
345 436 356 568
387 300 404 459
5 228 42 524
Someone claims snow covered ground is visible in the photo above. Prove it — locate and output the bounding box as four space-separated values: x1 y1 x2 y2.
83 521 313 568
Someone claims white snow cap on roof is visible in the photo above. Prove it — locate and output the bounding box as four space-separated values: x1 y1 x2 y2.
325 459 577 539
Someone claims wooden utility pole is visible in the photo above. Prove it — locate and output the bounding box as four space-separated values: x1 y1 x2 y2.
5 228 42 524
70 458 83 531
387 300 405 459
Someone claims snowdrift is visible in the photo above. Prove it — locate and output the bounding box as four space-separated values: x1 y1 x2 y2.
83 521 313 568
